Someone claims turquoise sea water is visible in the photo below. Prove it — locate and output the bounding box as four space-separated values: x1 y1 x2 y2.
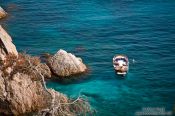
1 0 175 115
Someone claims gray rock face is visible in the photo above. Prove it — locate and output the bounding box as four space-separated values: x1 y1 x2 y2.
6 73 51 115
0 25 18 60
0 7 7 19
48 49 87 77
0 73 6 101
0 72 60 115
0 52 68 115
0 72 81 115
0 27 90 115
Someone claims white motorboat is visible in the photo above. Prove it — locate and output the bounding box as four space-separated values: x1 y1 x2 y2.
113 55 129 76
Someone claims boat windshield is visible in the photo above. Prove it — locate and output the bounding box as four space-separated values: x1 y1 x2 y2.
115 58 127 62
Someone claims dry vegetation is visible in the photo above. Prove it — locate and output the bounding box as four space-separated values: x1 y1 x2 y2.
0 53 93 116
0 53 41 79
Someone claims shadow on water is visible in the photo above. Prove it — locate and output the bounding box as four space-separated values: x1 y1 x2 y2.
80 91 104 102
113 70 128 80
115 75 127 80
47 71 93 85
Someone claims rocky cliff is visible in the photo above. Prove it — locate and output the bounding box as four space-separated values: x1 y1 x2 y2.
0 24 91 115
0 25 18 61
0 7 7 19
0 53 90 116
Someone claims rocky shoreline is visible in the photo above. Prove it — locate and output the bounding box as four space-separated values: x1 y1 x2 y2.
0 7 91 116
0 7 7 19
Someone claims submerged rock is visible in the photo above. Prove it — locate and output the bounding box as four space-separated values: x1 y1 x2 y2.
48 49 87 77
0 7 7 19
0 25 18 60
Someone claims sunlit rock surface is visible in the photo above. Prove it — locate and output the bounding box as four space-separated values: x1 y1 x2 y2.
48 49 87 77
0 25 18 60
0 7 7 19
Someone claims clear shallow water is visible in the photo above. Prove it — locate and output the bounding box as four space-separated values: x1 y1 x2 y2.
1 0 175 115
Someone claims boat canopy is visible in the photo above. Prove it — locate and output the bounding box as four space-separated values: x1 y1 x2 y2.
114 58 128 62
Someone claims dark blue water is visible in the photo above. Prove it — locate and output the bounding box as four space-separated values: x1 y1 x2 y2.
1 0 175 115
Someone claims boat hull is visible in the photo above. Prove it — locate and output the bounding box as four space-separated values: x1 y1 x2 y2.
113 55 129 76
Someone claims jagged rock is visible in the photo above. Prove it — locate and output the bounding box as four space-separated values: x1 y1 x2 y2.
0 73 52 115
38 63 52 78
0 25 18 60
0 74 6 101
0 72 84 115
37 89 72 116
0 54 72 115
0 7 7 19
48 49 87 77
0 27 90 115
11 73 47 114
